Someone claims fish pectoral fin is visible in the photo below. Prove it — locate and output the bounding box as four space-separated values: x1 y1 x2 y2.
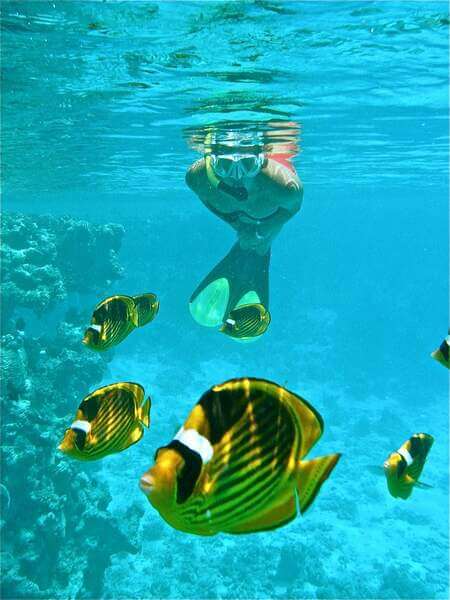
413 480 433 489
367 465 385 477
296 453 341 514
139 396 151 428
223 494 297 535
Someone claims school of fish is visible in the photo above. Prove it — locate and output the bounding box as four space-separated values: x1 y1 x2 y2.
57 290 443 535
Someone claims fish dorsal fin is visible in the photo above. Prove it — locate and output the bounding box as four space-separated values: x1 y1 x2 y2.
230 303 260 318
197 379 252 444
79 393 102 421
296 453 341 514
95 295 133 321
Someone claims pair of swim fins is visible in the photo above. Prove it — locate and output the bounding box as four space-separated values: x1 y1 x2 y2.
189 242 270 340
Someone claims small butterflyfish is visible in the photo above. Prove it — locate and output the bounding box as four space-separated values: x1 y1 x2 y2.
82 293 159 351
220 303 270 339
383 433 434 499
58 382 151 461
139 377 340 535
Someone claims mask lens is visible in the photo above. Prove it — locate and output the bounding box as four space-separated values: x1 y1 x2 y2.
212 155 234 178
240 156 260 175
211 153 263 180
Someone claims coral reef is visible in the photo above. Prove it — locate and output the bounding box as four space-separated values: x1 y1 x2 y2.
1 213 124 324
0 212 142 599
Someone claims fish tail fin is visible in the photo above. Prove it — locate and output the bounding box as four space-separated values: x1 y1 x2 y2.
296 453 341 514
139 396 151 428
133 294 159 327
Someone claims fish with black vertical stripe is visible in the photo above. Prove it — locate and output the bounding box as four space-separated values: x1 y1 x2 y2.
220 304 270 339
139 377 340 535
82 293 159 351
431 333 449 369
58 382 151 461
383 433 434 499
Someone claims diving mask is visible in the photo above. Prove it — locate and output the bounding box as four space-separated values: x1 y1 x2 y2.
210 152 265 181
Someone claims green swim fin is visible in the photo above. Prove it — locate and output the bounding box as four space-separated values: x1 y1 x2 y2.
189 242 270 328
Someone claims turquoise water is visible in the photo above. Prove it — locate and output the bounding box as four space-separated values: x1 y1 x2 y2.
1 1 449 599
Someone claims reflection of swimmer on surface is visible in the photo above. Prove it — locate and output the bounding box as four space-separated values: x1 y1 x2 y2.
186 132 303 337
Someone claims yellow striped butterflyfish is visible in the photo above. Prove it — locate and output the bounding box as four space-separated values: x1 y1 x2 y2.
431 334 449 369
82 293 159 351
139 377 340 536
220 304 270 339
383 433 434 499
58 382 151 461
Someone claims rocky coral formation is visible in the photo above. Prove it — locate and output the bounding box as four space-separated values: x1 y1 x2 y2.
0 212 142 599
1 213 124 324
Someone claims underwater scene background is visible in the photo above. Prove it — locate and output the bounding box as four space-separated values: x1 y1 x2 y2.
1 1 448 599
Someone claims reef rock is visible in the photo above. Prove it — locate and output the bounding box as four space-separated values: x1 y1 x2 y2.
1 213 124 324
1 212 135 599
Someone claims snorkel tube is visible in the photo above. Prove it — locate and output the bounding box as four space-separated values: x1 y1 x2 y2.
204 130 248 201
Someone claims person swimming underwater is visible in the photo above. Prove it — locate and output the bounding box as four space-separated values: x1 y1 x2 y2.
186 133 303 337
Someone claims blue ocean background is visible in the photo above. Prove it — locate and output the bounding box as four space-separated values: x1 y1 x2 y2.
1 1 448 599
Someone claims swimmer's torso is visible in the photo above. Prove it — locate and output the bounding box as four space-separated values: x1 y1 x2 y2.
186 157 302 222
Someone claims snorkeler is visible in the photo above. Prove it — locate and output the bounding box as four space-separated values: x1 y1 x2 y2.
186 132 303 338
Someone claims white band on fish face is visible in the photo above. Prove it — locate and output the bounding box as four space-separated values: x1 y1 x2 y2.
71 420 91 434
225 319 236 326
397 446 413 466
174 428 213 464
89 324 102 333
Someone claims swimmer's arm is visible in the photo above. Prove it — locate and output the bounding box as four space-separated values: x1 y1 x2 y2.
185 159 243 231
246 186 303 255
259 157 303 225
258 184 303 237
261 158 303 195
185 158 207 195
